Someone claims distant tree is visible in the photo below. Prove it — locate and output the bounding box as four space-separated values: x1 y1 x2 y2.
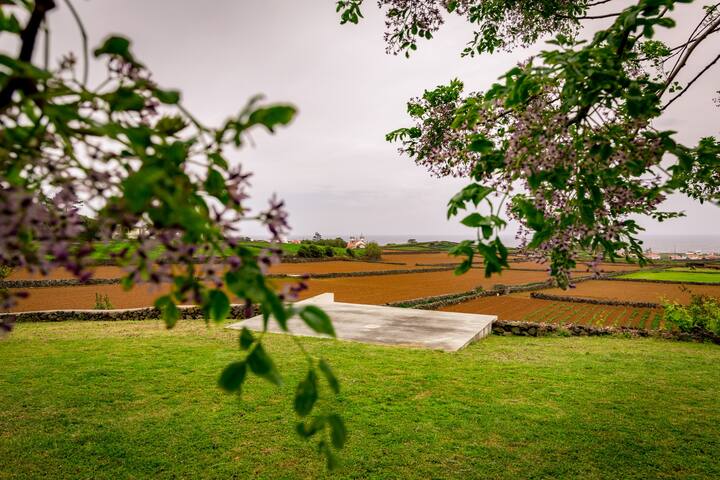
407 238 417 244
313 232 323 242
364 242 383 261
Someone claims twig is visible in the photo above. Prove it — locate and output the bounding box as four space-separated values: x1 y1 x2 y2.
63 0 89 86
662 52 720 111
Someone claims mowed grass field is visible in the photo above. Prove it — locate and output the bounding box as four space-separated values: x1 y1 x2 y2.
619 270 720 283
2 321 720 479
442 295 664 329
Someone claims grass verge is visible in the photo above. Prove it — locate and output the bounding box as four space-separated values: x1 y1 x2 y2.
1 321 719 479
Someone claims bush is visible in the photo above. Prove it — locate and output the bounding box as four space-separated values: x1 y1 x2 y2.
663 295 720 335
346 248 355 258
363 242 382 261
308 244 323 258
324 246 334 257
94 293 113 310
297 245 311 258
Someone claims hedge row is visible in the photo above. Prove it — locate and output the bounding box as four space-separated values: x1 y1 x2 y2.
529 292 660 308
1 304 259 323
492 320 720 345
0 278 122 289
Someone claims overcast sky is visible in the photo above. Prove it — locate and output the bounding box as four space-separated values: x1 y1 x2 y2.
43 1 720 240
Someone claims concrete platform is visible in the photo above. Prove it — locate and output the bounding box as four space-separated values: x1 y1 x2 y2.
227 293 496 352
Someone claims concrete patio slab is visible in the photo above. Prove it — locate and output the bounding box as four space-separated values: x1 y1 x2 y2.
227 293 496 352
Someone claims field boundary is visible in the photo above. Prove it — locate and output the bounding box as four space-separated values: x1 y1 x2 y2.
492 320 720 344
529 292 660 308
0 304 259 323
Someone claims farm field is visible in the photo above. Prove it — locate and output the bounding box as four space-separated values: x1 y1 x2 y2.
292 268 551 305
509 261 641 272
5 260 419 281
619 270 720 284
441 295 663 329
2 321 719 479
537 280 720 304
9 268 551 312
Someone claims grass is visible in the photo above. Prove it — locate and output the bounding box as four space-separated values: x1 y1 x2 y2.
2 321 720 479
668 267 720 274
619 270 720 284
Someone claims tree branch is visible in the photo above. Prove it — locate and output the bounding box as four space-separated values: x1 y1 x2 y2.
662 52 720 111
662 14 720 96
0 0 57 112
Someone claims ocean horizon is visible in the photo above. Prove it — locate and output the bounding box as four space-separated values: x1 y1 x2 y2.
280 233 720 253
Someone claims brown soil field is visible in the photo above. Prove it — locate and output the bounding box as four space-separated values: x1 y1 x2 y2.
378 252 468 265
292 268 550 305
9 268 551 312
440 294 663 329
509 261 641 272
6 261 419 281
7 266 132 281
268 261 417 275
10 283 176 312
536 280 720 304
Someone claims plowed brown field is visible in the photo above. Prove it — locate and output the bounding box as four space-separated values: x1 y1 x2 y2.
536 280 720 304
291 268 550 305
440 294 663 329
6 261 431 281
9 268 551 312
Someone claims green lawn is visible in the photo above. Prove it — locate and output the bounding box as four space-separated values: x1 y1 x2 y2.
620 270 720 283
668 267 720 274
2 322 719 479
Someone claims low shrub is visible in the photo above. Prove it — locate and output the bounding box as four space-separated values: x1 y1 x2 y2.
663 295 720 335
363 242 382 261
324 246 334 257
94 293 114 310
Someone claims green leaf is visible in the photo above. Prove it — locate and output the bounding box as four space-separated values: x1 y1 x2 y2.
247 343 282 385
294 370 318 417
248 105 297 132
205 168 227 201
93 36 139 65
327 414 347 449
206 289 230 322
154 295 180 328
218 361 246 392
299 306 335 336
460 213 491 228
239 327 254 350
155 115 187 136
155 89 181 104
318 359 340 394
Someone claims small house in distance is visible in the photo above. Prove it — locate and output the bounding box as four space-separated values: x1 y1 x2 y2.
346 235 367 249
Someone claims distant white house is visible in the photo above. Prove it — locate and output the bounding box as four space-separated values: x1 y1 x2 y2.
346 235 367 249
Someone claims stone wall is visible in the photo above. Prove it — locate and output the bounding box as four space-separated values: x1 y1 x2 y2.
492 320 720 344
530 292 660 308
0 304 258 323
